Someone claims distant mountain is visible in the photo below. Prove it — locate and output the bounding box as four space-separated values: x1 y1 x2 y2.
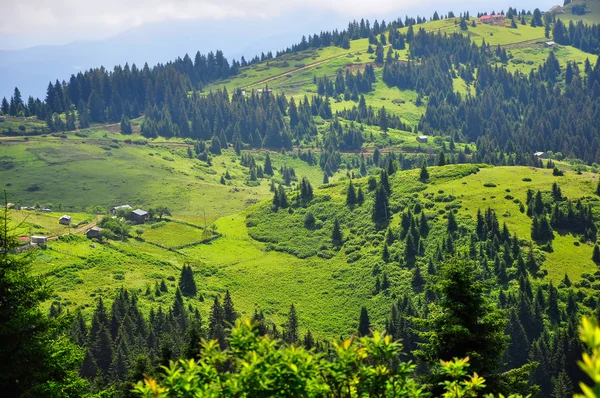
0 12 346 100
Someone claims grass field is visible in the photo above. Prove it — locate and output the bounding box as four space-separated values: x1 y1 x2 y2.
142 221 208 248
559 0 600 25
25 163 600 339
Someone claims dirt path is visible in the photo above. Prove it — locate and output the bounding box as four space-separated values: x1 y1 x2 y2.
241 54 351 89
47 215 101 241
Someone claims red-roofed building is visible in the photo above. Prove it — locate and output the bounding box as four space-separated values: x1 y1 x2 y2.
480 14 505 25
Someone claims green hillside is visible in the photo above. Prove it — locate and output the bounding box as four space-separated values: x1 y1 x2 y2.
4 6 600 397
558 0 600 24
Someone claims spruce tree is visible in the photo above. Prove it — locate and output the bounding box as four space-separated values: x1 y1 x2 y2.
332 218 343 246
209 296 226 348
593 245 600 264
358 306 371 336
284 304 299 344
437 151 446 166
346 180 357 206
223 290 237 326
263 152 274 175
447 211 458 233
416 258 507 381
0 194 86 396
178 265 197 297
420 162 429 181
357 187 365 205
372 185 389 227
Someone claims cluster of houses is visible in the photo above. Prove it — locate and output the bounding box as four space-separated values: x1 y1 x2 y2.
17 204 149 246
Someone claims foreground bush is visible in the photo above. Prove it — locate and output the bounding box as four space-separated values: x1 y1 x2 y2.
133 316 600 397
133 319 490 397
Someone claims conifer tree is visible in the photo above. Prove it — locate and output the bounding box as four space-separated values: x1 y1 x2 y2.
420 162 429 181
358 306 371 336
223 290 237 326
277 185 288 208
120 116 132 134
447 211 458 233
332 218 343 246
300 177 313 203
209 296 226 349
284 304 299 344
593 245 600 264
416 258 507 380
0 195 86 396
264 152 274 176
437 150 446 166
346 179 357 206
506 310 529 368
178 265 197 297
372 185 389 227
357 187 365 205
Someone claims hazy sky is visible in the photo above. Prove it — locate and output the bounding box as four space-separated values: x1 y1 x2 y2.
1 0 553 50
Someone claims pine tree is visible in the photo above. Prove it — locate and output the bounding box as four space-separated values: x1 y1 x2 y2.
416 258 507 380
346 180 357 206
0 195 86 395
209 296 226 348
178 264 197 297
412 265 425 292
357 187 365 205
372 185 389 227
120 115 132 134
358 306 371 336
437 151 446 166
447 211 458 233
284 304 299 344
332 218 343 246
277 185 288 209
300 177 313 203
420 162 429 181
223 290 237 326
264 152 274 175
593 245 600 264
506 310 529 368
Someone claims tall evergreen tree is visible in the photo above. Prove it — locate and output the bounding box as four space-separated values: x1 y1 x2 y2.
332 218 343 246
420 162 429 181
284 304 299 345
178 264 197 297
0 195 86 396
223 290 237 326
358 306 371 336
346 179 357 206
416 258 507 383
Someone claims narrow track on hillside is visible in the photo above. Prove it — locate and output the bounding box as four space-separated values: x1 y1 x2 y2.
241 54 352 89
47 215 101 241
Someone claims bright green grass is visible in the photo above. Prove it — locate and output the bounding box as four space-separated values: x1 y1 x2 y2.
504 44 598 75
425 166 599 281
142 221 207 248
9 210 92 237
330 72 426 124
0 132 341 221
0 116 49 135
559 0 600 25
29 164 600 339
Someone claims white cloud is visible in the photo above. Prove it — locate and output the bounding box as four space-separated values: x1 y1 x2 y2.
0 0 552 47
